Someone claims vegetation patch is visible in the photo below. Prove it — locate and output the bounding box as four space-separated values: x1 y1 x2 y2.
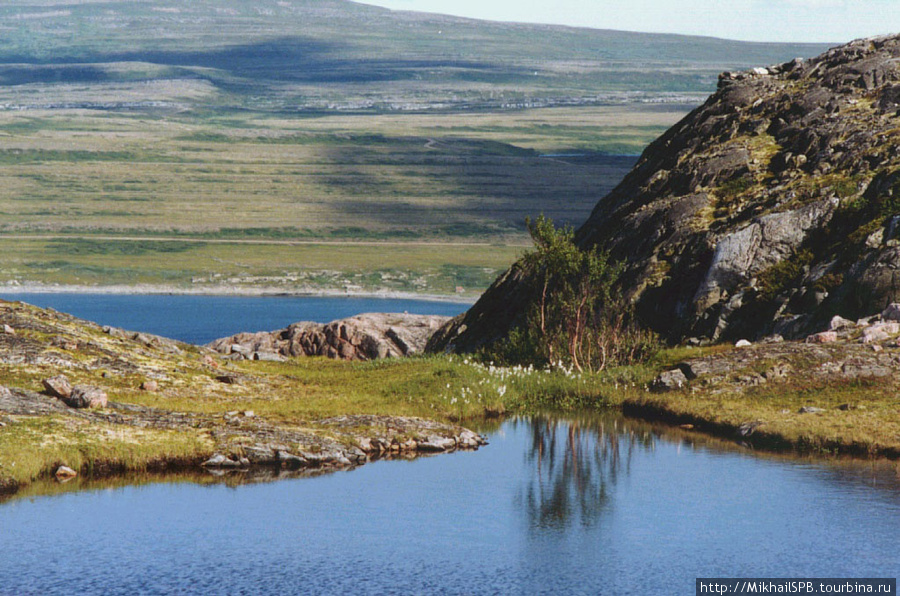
756 249 813 302
486 216 658 372
48 239 204 256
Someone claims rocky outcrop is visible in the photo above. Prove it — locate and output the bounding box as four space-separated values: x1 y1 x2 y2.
432 35 900 351
651 303 900 395
0 300 488 496
208 313 450 361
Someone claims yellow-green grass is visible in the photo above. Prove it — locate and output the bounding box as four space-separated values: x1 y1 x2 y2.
0 106 671 235
625 362 900 457
0 416 213 490
0 104 685 294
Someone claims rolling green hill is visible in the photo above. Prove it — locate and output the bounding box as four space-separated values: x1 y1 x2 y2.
0 1 834 295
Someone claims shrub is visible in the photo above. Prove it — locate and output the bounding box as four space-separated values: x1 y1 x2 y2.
488 216 657 372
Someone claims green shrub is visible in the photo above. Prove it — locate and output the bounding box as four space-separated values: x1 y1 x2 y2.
488 215 658 372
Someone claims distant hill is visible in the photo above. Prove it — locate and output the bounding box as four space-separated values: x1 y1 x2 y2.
0 0 832 111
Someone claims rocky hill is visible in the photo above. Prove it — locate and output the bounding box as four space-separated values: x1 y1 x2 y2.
431 35 900 351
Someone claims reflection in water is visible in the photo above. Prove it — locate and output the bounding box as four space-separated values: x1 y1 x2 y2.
3 413 900 594
519 414 657 530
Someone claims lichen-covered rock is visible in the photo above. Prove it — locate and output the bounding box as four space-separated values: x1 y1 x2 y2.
651 369 688 392
65 386 108 409
42 375 73 399
431 35 900 352
209 313 451 361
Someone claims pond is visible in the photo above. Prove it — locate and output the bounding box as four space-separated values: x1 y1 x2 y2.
1 414 898 595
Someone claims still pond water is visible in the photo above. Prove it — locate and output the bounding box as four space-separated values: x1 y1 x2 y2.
0 295 898 594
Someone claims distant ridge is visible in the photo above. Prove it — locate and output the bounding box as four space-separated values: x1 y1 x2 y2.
0 0 833 110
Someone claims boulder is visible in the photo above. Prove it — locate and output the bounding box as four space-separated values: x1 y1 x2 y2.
65 386 108 409
54 465 78 479
457 429 485 448
806 331 837 344
417 435 458 452
861 322 900 344
883 303 900 321
140 380 159 392
651 369 689 392
828 316 856 331
42 375 73 399
202 454 242 468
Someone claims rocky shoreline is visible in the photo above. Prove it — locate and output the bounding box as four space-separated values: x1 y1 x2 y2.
630 303 900 458
2 292 900 500
0 300 487 498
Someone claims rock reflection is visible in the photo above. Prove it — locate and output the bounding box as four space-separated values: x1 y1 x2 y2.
519 414 656 530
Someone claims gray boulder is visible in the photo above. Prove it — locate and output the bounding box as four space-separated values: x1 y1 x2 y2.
883 303 900 321
651 369 689 392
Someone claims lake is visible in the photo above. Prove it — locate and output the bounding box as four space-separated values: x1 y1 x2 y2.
0 293 470 345
0 294 898 594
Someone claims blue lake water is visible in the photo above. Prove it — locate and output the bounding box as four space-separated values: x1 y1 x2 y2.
0 295 898 594
0 293 470 344
1 415 899 595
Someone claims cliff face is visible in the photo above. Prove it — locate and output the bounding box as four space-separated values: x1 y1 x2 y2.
431 35 900 351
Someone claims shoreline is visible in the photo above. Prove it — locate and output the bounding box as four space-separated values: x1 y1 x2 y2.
3 298 900 504
0 282 478 305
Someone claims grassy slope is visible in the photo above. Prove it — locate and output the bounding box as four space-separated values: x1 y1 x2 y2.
0 104 682 295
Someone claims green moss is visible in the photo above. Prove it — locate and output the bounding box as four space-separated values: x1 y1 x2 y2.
756 249 814 302
718 175 754 200
810 272 844 293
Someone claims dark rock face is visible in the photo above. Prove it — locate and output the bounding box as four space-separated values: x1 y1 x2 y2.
432 35 900 351
209 313 451 361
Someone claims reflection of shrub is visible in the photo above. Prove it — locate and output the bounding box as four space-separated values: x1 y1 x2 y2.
488 216 657 372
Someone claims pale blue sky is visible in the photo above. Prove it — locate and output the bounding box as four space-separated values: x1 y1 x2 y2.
358 0 898 43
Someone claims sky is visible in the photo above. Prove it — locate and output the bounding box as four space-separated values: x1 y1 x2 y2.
357 0 899 43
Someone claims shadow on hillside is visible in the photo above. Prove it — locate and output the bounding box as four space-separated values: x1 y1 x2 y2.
10 38 511 85
316 138 638 231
